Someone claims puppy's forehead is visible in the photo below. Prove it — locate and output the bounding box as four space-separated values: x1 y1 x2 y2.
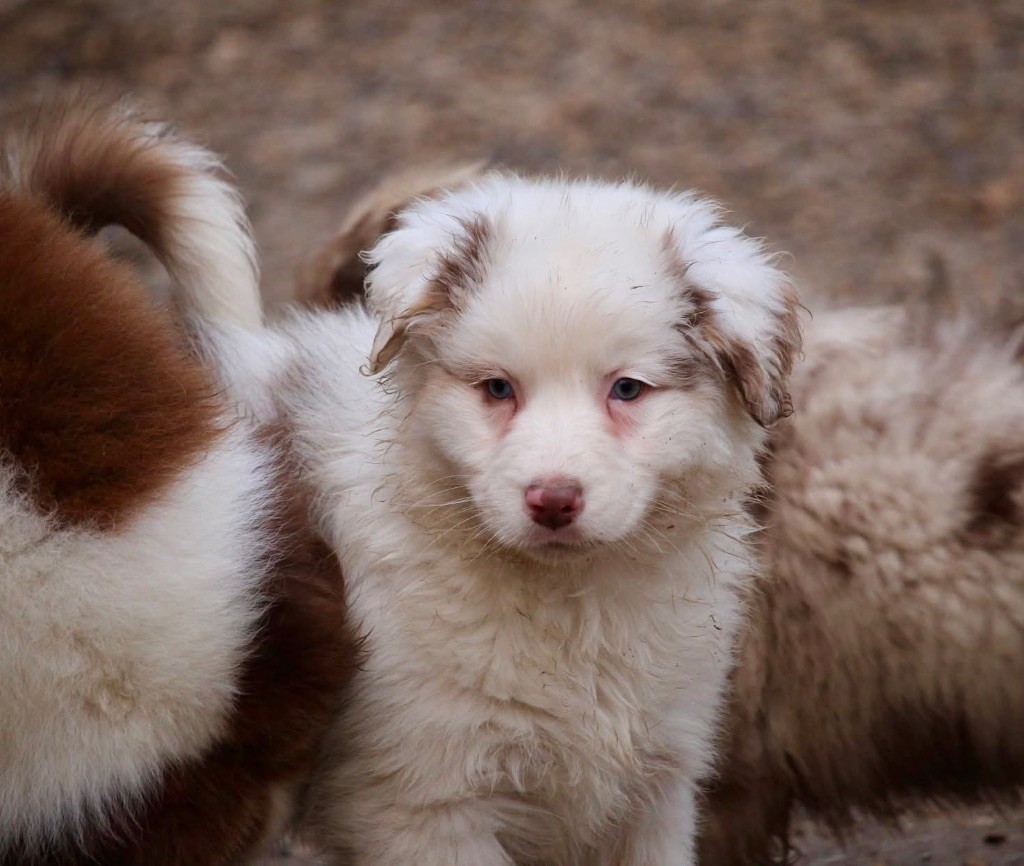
444 184 684 374
492 179 668 253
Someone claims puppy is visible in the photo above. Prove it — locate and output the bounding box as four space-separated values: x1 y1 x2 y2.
699 301 1024 864
0 101 356 865
195 174 801 864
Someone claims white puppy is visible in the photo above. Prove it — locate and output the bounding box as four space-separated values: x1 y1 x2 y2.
201 175 801 864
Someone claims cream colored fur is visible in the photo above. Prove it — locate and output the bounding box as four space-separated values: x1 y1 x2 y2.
198 174 800 865
0 427 273 846
700 302 1024 864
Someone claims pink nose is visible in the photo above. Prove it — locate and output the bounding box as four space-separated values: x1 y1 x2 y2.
525 480 584 530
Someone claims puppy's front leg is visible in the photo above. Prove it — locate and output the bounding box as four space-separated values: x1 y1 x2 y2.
606 779 698 866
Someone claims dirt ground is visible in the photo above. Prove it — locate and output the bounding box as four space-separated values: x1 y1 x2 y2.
2 1 1022 863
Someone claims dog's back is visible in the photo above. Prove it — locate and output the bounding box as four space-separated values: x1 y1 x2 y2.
702 301 1024 863
0 100 355 865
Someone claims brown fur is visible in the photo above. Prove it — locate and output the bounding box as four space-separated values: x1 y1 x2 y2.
9 99 196 272
1 101 357 864
427 214 493 306
14 434 357 866
297 162 485 309
2 439 357 865
0 189 220 528
3 95 259 330
368 213 493 374
700 304 1024 864
962 451 1024 548
666 232 800 427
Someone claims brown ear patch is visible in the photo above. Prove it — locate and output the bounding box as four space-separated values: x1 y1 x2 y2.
368 285 454 375
427 214 492 305
0 190 220 528
368 214 492 375
666 234 800 426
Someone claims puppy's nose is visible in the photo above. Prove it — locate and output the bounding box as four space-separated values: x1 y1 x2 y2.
525 480 584 530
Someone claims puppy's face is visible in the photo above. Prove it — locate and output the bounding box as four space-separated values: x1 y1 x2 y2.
367 177 800 560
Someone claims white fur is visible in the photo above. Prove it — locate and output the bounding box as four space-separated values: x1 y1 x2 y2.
144 132 263 329
0 424 272 846
201 175 797 865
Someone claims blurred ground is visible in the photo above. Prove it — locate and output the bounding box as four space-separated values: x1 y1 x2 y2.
2 0 1022 312
2 1 1022 863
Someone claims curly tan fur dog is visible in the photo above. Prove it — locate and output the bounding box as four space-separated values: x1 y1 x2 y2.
0 101 357 865
699 302 1024 864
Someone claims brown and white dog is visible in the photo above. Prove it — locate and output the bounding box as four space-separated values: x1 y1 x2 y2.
309 171 1024 865
700 300 1024 864
0 101 357 865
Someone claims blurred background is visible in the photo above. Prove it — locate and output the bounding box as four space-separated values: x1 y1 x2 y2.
2 0 1021 311
2 1 1022 863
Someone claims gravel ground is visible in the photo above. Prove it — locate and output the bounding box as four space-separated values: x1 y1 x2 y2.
2 1 1023 862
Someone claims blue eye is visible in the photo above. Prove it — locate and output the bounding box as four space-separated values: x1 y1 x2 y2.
610 378 645 401
485 378 515 400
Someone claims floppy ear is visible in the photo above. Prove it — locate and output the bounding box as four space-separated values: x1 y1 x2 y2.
664 213 802 426
364 207 493 375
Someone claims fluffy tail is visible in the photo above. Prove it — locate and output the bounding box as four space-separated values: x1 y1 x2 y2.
2 98 262 328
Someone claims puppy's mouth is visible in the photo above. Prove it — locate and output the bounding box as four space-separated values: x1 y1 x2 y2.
519 526 598 560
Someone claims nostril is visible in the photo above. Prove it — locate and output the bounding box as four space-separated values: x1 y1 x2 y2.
525 480 585 530
525 485 548 512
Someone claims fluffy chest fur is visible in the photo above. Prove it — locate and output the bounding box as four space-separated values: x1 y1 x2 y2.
336 476 748 859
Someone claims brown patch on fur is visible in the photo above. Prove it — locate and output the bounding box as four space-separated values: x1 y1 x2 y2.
701 305 1024 865
665 231 800 426
7 99 194 266
705 592 1024 866
743 420 788 528
0 189 220 528
298 162 485 308
962 452 1024 548
4 427 359 866
428 214 492 305
703 692 1024 866
369 214 493 374
664 353 709 390
369 282 461 374
2 103 357 861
